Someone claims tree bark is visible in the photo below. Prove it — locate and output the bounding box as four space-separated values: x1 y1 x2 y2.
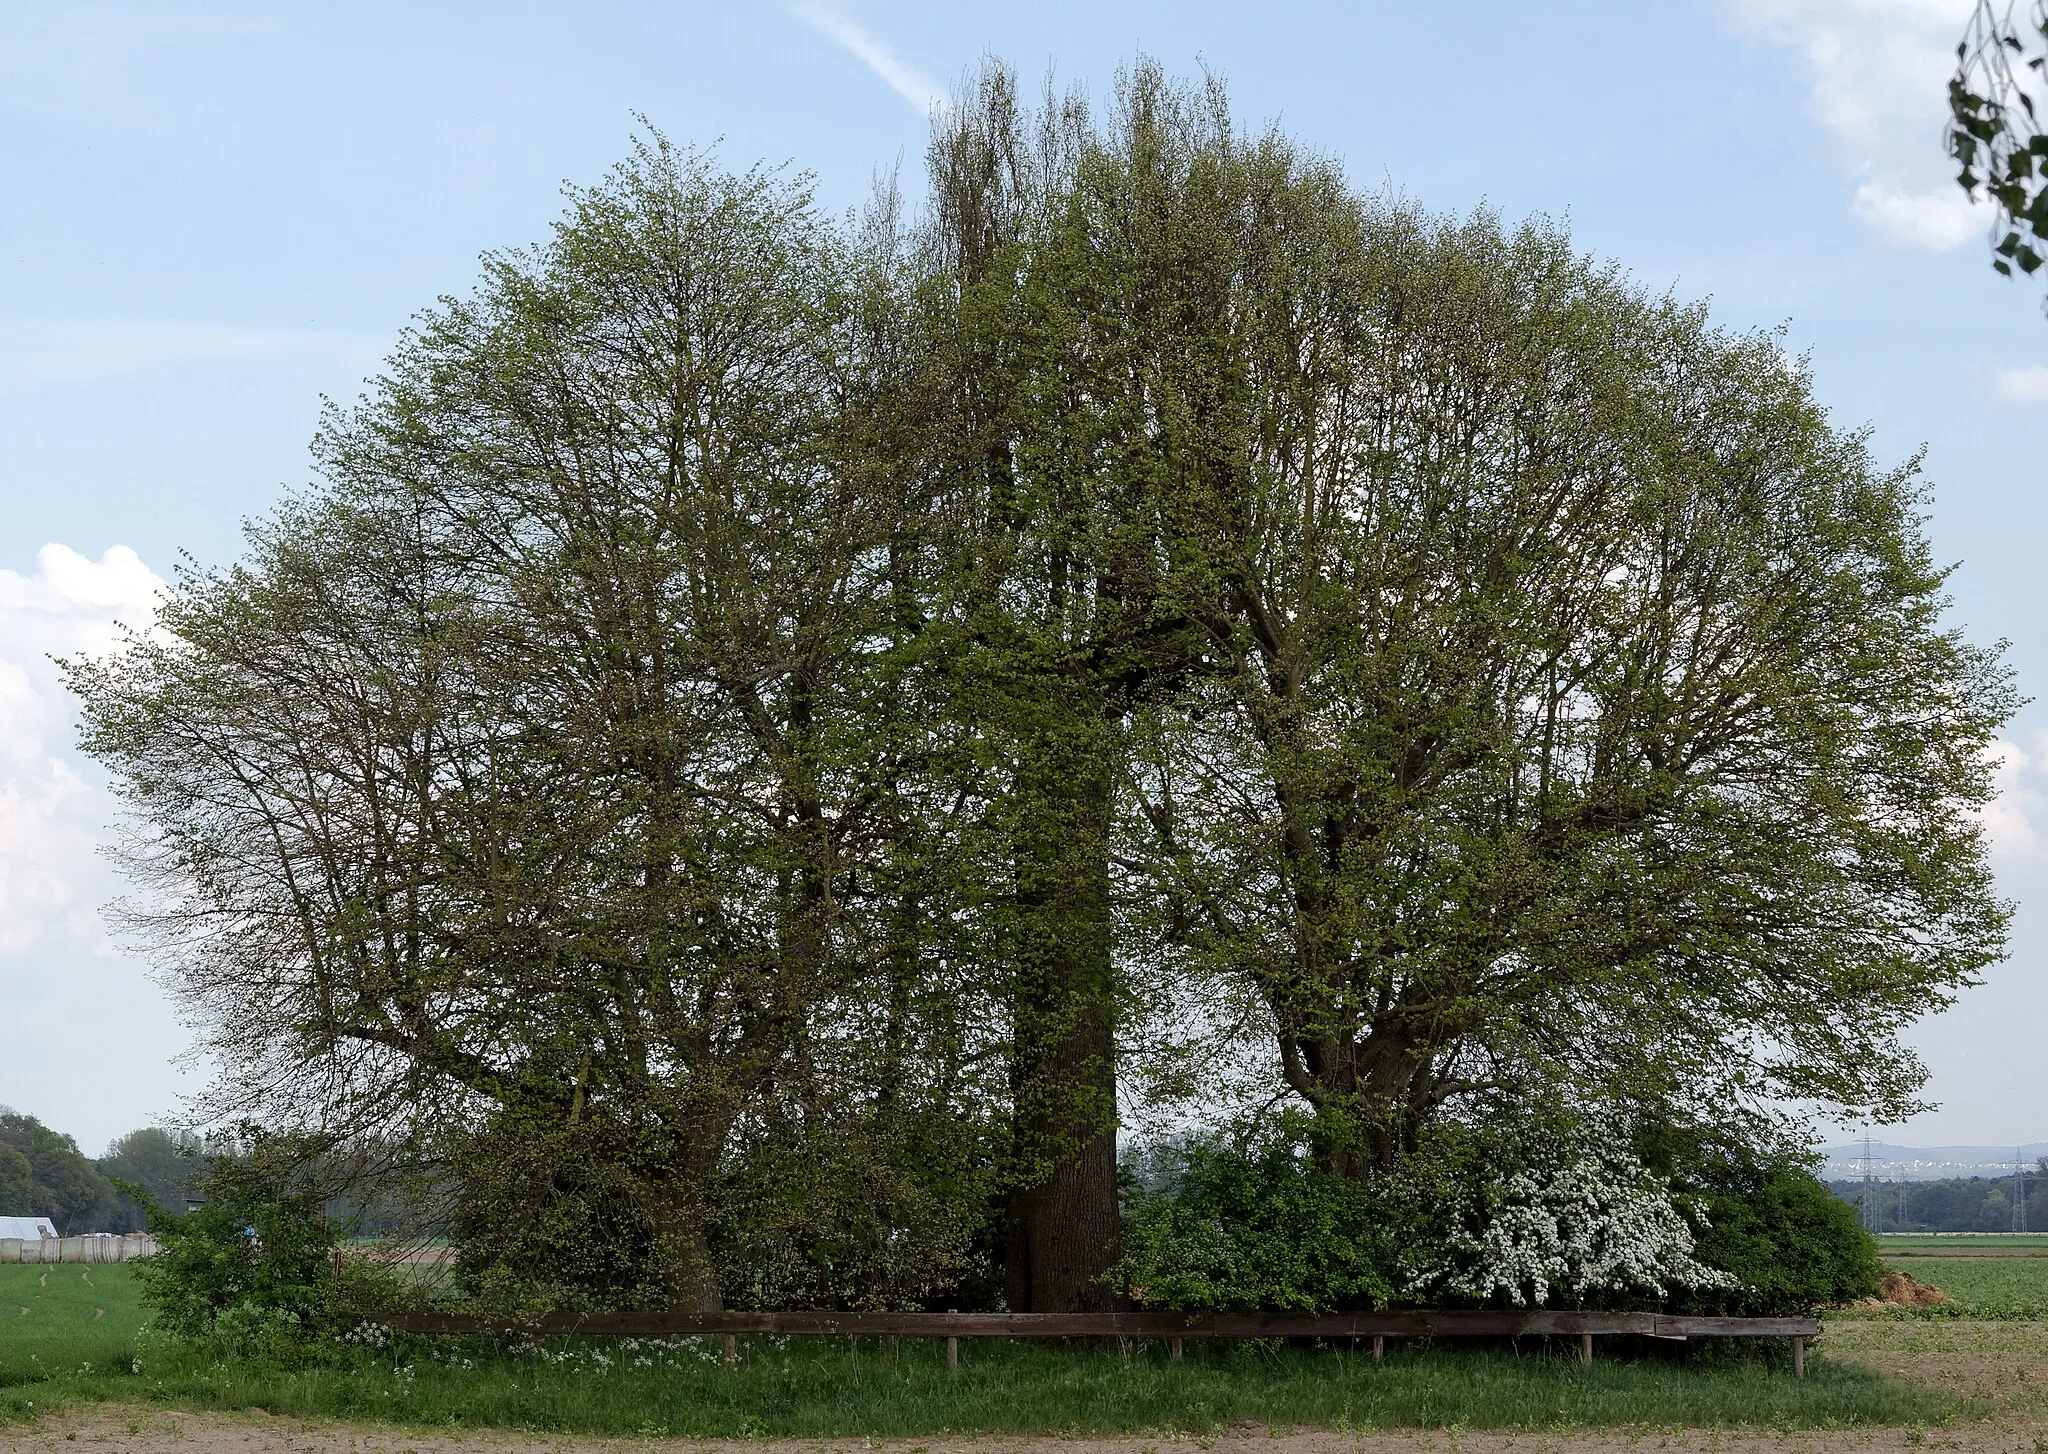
637 1141 728 1313
1003 717 1125 1312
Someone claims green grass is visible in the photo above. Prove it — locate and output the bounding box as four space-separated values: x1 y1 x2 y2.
0 1264 146 1393
1876 1234 2048 1252
0 1267 1950 1436
1876 1254 2048 1319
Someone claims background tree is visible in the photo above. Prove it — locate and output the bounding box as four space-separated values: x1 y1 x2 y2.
99 1127 200 1233
0 1143 34 1217
1950 1 2048 292
0 1110 118 1232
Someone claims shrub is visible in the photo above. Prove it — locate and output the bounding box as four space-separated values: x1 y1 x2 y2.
1116 1117 1400 1313
1119 1106 1742 1314
446 1104 665 1315
130 1129 338 1344
710 1104 1004 1313
1642 1126 1882 1314
1395 1113 1735 1310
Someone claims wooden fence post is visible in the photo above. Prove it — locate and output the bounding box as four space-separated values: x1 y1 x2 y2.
1792 1335 1805 1379
1169 1336 1183 1361
946 1335 958 1371
1579 1333 1593 1364
722 1334 737 1364
1372 1335 1384 1362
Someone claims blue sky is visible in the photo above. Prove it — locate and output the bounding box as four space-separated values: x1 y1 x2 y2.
3 0 2045 1155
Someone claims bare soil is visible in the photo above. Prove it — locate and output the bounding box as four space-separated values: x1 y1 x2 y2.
3 1320 2042 1454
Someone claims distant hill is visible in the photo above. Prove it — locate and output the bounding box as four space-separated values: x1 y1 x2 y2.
1820 1142 2048 1182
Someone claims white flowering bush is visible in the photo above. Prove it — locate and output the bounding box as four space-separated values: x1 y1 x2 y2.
1398 1117 1736 1308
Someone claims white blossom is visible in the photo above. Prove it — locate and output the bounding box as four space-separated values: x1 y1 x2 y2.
1401 1124 1736 1307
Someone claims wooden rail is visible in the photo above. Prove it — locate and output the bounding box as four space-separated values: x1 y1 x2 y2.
383 1310 1819 1376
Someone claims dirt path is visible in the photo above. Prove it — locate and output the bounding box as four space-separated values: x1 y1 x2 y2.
3 1417 2043 1454
2 1319 2040 1454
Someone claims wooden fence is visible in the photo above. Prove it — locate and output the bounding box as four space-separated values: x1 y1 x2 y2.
387 1309 1821 1377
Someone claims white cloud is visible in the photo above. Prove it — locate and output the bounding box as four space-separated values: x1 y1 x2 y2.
788 3 948 117
1996 364 2048 401
1982 734 2048 862
0 544 164 957
0 319 380 396
1853 180 1984 249
1726 0 1992 250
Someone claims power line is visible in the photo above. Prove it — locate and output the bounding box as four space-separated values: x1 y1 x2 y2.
1859 1132 1883 1233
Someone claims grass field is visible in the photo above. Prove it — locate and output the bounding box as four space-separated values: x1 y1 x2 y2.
0 1263 145 1393
1868 1254 2048 1319
1875 1235 2048 1253
0 1268 1949 1437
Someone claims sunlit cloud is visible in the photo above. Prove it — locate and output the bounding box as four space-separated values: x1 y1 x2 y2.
0 544 164 957
1852 181 1984 250
1726 0 1992 250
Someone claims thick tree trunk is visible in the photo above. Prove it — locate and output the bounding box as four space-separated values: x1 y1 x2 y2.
635 1127 730 1312
1004 719 1125 1313
1005 1090 1122 1312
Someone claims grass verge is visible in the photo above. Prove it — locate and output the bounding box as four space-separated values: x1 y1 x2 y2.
0 1268 1950 1438
1816 1318 2048 1427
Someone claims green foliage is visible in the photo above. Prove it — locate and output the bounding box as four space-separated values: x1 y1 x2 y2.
97 1126 198 1235
1078 61 2014 1168
710 1099 1005 1313
447 1103 664 1315
1828 1170 2047 1232
67 58 2013 1320
1121 1108 1799 1316
0 1109 118 1232
1949 3 2048 296
130 1133 337 1343
1643 1126 1881 1315
69 129 972 1315
1117 1119 1397 1313
0 1143 31 1216
1687 1167 1879 1315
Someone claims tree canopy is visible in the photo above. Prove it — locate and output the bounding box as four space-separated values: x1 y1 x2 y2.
0 1110 119 1233
99 1127 199 1230
69 60 2014 1313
